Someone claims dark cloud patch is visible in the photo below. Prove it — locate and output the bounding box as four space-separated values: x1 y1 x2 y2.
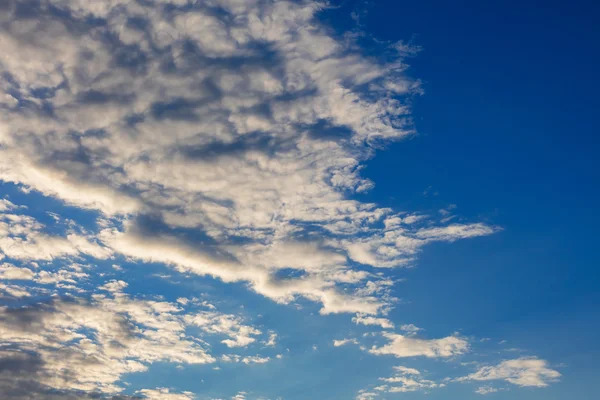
175 129 296 161
304 119 354 142
129 212 241 263
113 44 149 74
150 97 202 121
76 90 135 105
0 302 54 331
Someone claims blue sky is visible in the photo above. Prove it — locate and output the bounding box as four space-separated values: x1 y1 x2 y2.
0 0 598 399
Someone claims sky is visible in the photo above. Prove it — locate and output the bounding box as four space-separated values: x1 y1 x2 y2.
0 0 598 399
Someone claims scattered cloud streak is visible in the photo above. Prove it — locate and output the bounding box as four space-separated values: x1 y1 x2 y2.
369 332 469 358
459 358 561 388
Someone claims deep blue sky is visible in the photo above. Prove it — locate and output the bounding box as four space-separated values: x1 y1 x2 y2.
324 0 600 398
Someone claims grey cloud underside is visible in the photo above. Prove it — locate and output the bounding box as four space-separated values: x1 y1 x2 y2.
0 285 273 398
0 350 144 400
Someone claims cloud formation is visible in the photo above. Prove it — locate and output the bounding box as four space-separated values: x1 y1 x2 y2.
0 295 213 395
356 365 443 399
0 0 495 320
474 386 500 395
0 277 276 398
0 201 110 261
137 388 195 400
376 365 443 393
0 1 552 398
185 309 262 348
459 357 561 388
369 332 469 358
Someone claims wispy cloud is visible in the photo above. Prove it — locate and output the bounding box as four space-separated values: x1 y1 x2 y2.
357 365 444 398
369 332 469 358
458 357 561 387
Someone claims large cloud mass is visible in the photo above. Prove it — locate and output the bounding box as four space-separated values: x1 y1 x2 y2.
0 0 494 316
0 0 509 398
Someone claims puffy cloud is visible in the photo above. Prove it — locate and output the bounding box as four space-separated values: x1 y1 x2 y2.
352 314 394 329
475 386 500 395
98 279 128 294
376 376 441 393
0 198 19 212
342 221 497 268
241 356 271 365
99 222 385 315
357 365 443 398
0 263 35 280
356 390 378 400
264 332 278 347
399 324 422 334
459 358 561 388
393 366 421 375
0 282 32 298
209 393 255 400
369 332 469 358
0 262 90 290
0 268 277 397
137 388 195 400
333 338 359 347
0 208 111 261
0 292 215 395
220 354 271 365
186 310 262 348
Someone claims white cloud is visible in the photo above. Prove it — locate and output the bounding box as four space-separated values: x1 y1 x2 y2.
0 263 35 280
358 365 443 397
0 198 19 212
369 332 469 358
393 366 421 375
0 282 32 298
475 386 500 395
416 223 497 241
265 332 278 347
342 222 496 268
186 310 262 348
137 388 195 400
0 262 89 287
399 324 423 334
241 356 271 365
0 209 111 261
0 290 214 395
356 390 378 400
98 279 128 294
333 338 359 347
221 354 271 365
376 375 441 393
177 297 190 305
353 314 394 329
99 223 385 315
459 358 560 388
